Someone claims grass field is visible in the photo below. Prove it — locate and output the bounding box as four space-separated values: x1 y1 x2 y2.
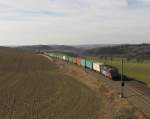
0 48 103 119
88 57 150 84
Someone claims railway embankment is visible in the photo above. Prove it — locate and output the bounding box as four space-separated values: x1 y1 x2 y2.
44 56 149 119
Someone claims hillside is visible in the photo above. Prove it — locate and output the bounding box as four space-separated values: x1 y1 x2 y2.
17 45 83 54
16 44 150 59
74 44 117 49
84 44 150 59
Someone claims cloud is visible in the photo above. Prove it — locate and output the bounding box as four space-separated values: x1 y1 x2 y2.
0 0 150 45
127 0 144 6
144 0 150 5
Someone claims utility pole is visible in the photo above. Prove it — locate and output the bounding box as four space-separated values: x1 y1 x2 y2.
85 57 87 73
110 56 112 65
120 58 125 98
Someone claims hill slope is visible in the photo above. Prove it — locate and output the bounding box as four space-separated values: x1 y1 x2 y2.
84 44 150 59
17 45 83 54
16 44 150 59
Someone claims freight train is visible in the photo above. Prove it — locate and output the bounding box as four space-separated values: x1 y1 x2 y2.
45 53 119 80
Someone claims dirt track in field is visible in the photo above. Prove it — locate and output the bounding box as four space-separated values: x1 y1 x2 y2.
0 48 104 119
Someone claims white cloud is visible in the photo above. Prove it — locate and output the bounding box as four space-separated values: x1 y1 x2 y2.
0 0 150 45
144 0 150 5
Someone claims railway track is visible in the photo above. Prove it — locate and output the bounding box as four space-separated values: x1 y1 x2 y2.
89 71 150 118
127 81 150 96
125 82 150 118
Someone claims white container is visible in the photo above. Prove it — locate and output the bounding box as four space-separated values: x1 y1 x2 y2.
63 56 66 60
93 62 104 72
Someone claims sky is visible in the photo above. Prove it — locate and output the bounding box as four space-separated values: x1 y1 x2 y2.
0 0 150 46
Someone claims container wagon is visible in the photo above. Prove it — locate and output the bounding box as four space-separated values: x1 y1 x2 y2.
63 56 66 61
76 57 81 65
80 59 86 67
85 60 93 70
73 57 77 64
93 63 104 72
68 57 73 63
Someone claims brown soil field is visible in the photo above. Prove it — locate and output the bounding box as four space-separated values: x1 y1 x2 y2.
0 47 148 119
0 48 103 119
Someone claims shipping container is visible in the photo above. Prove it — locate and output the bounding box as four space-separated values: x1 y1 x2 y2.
73 57 77 64
69 57 73 63
58 55 60 59
86 60 93 69
80 59 86 66
60 55 64 60
93 62 104 72
76 57 81 65
66 56 69 62
62 56 66 61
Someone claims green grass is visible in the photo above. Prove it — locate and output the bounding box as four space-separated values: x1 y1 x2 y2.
88 57 150 84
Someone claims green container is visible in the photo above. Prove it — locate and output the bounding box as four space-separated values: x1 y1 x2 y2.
86 60 93 69
80 59 86 66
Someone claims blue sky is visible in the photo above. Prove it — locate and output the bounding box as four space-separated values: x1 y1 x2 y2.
0 0 150 45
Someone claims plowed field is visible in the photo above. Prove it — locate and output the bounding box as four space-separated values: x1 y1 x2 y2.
0 48 102 119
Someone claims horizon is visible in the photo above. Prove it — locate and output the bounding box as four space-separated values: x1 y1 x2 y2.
1 42 150 47
0 0 150 45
